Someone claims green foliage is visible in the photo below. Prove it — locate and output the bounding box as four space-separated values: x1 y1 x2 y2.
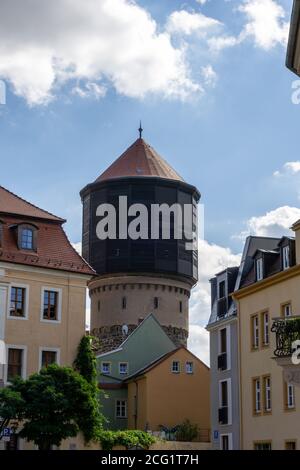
73 335 97 386
175 420 198 442
1 364 103 450
98 430 156 451
0 385 25 436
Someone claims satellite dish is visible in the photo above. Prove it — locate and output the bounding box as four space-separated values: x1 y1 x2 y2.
122 324 129 336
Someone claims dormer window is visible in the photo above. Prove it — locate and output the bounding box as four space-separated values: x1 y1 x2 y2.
282 245 290 270
16 224 38 251
256 258 263 281
218 280 226 299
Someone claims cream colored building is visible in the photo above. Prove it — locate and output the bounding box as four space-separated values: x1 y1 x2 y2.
0 186 94 450
233 225 300 450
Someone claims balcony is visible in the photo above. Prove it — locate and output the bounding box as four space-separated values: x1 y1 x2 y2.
271 317 300 387
218 406 228 425
218 353 227 371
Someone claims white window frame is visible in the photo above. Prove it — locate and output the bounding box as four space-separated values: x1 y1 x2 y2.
5 344 27 383
39 347 60 371
255 378 261 413
115 399 127 419
253 315 259 349
256 258 263 281
283 245 290 270
171 361 180 374
101 362 111 375
263 312 269 346
287 383 295 409
218 378 232 426
119 362 129 375
284 303 292 318
220 433 233 450
264 377 271 412
7 284 29 321
40 287 62 324
218 325 231 371
185 361 194 374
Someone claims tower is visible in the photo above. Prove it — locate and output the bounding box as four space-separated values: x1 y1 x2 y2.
80 132 200 352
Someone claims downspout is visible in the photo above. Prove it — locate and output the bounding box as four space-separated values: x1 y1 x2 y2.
134 380 138 429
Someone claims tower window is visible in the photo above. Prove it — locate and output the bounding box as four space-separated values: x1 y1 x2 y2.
122 297 127 309
98 300 101 312
154 297 159 309
179 301 183 313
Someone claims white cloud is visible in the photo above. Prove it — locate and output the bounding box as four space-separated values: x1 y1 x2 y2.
273 161 300 177
196 0 208 4
72 82 107 100
71 241 82 255
235 206 300 239
208 0 289 52
201 65 218 87
166 10 221 36
0 0 201 105
238 0 289 50
188 324 210 365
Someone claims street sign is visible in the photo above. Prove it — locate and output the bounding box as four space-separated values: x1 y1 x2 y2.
2 427 11 437
213 430 219 440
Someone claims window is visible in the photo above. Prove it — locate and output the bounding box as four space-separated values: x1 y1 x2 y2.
98 300 101 312
122 297 127 309
179 301 183 313
20 228 33 250
262 312 269 346
282 303 292 318
285 441 297 450
186 362 194 374
172 361 180 373
282 245 290 270
221 381 228 408
7 348 23 381
263 376 271 412
220 434 232 451
254 442 272 451
219 379 231 425
41 350 57 368
10 286 26 318
43 290 58 321
220 328 227 354
253 378 261 414
119 362 128 375
285 383 295 410
154 297 159 309
256 258 263 281
101 362 111 375
116 399 127 419
218 280 226 299
252 315 259 349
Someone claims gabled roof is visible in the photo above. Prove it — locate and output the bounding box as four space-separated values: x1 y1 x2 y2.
0 186 64 222
95 138 184 183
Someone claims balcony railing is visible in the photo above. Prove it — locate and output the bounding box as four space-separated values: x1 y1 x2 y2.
271 317 300 357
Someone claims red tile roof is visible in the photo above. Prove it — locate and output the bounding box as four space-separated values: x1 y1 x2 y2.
95 138 184 182
0 186 64 222
0 187 95 276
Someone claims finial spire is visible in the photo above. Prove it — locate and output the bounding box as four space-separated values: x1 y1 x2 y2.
138 121 143 139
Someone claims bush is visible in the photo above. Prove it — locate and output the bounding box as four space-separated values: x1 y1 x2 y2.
175 420 198 442
98 430 156 451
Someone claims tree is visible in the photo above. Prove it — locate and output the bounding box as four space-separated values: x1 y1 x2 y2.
73 335 97 386
0 386 24 439
0 364 103 450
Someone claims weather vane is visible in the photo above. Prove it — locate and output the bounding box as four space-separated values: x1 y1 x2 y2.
138 121 143 139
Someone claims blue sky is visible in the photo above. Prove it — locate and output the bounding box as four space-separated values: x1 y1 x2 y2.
0 0 299 361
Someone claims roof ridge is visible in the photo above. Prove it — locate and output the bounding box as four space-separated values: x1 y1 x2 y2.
60 228 95 273
0 186 64 222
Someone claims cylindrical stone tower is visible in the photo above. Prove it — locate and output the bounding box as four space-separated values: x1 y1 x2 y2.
80 134 200 353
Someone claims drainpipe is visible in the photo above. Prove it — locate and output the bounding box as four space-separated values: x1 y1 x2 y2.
134 380 138 429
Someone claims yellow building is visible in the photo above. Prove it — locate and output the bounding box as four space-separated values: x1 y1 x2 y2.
0 186 94 450
126 346 210 441
234 225 300 450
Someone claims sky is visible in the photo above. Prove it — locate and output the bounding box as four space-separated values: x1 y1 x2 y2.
1 0 300 364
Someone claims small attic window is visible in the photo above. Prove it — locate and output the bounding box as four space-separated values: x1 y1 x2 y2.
255 257 263 281
17 224 38 251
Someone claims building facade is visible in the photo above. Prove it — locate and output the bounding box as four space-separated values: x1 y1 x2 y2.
234 228 300 450
0 186 94 450
286 0 300 76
